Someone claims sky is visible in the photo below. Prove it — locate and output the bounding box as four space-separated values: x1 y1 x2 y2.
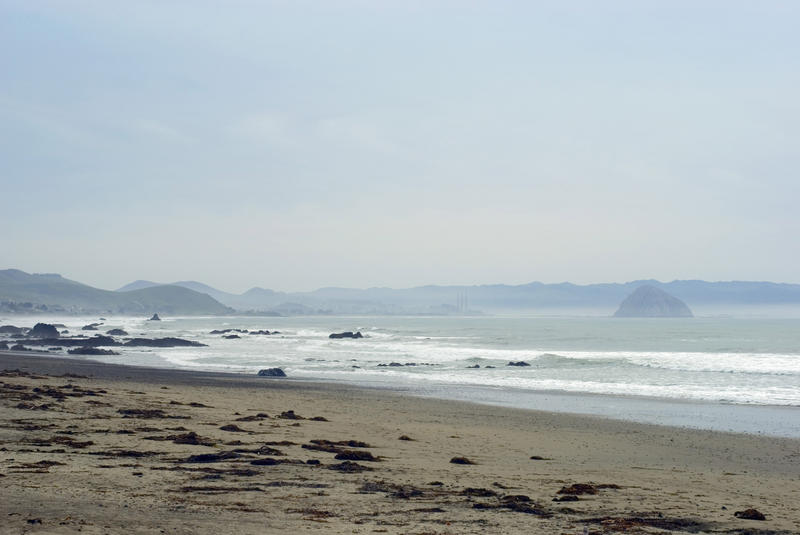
1 1 798 293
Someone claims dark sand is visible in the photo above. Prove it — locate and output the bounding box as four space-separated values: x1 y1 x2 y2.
1 351 798 534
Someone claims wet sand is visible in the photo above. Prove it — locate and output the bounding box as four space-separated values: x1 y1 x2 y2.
1 351 798 534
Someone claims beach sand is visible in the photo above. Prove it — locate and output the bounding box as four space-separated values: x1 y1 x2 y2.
1 351 798 534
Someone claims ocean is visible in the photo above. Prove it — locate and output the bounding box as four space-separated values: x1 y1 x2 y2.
6 314 800 437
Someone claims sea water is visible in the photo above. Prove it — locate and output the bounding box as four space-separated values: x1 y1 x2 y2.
5 314 800 437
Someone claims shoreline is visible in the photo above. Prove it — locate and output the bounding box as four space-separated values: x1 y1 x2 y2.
1 351 799 533
5 350 800 439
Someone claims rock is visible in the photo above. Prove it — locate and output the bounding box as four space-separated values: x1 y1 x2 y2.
327 461 373 472
149 313 161 321
28 323 60 338
450 456 474 465
466 364 480 368
334 450 379 462
249 330 272 335
0 342 7 350
106 329 128 336
220 424 247 432
257 368 286 377
122 337 206 347
507 361 530 367
61 330 69 334
10 344 29 351
329 331 363 339
558 483 597 495
67 347 120 356
223 334 240 339
182 451 240 463
81 324 100 331
0 325 24 334
614 285 693 318
734 508 766 521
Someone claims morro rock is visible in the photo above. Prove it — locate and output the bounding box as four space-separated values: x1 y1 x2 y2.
614 285 693 318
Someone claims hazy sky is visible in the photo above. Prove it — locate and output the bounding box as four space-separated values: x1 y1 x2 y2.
1 1 798 292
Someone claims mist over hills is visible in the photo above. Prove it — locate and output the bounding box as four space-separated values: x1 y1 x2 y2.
4 268 800 316
115 276 800 315
0 270 231 315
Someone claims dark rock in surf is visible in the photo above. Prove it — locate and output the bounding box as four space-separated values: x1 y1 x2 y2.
149 314 161 321
0 325 25 334
0 342 8 350
81 324 101 331
67 347 120 356
106 329 128 336
10 344 29 351
613 285 693 318
29 323 60 338
223 334 240 339
257 368 286 377
507 361 530 367
329 331 363 339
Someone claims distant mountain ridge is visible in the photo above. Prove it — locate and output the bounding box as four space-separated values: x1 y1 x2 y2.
114 276 800 314
0 269 232 315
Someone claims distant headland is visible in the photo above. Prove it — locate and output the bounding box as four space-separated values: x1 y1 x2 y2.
2 268 800 316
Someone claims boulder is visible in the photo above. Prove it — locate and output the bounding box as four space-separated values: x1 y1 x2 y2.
149 313 161 321
257 368 286 377
734 509 766 521
81 323 100 331
10 344 29 351
223 334 240 339
507 361 530 367
106 329 128 336
614 285 693 318
29 323 60 338
329 331 363 339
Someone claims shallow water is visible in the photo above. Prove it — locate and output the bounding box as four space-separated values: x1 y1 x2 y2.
6 313 800 436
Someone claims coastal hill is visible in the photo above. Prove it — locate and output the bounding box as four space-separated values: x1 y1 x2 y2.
0 269 232 315
5 268 800 315
118 277 800 314
613 285 694 318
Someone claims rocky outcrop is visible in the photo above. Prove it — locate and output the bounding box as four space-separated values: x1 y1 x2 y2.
106 329 128 336
613 285 693 318
149 313 161 321
67 347 120 356
257 368 287 377
0 325 25 334
82 323 102 331
122 337 206 347
507 361 530 367
329 331 363 339
28 323 60 338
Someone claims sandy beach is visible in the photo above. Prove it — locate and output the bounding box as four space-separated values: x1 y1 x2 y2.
1 351 798 534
